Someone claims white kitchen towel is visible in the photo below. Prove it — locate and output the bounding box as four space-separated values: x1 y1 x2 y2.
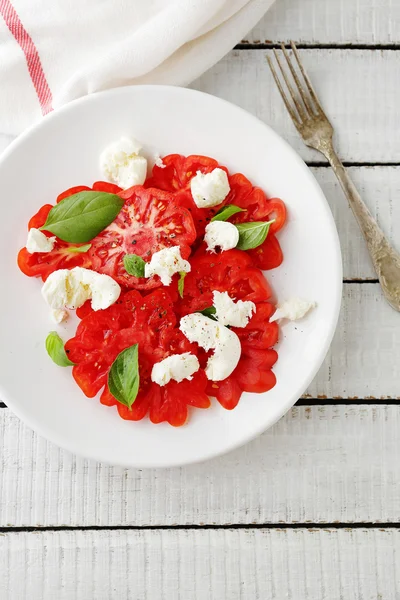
0 0 275 137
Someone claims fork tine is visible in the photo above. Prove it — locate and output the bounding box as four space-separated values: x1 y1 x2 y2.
290 41 323 113
272 49 307 122
280 43 314 115
267 56 301 126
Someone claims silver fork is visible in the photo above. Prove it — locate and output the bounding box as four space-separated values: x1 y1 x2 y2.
268 41 400 312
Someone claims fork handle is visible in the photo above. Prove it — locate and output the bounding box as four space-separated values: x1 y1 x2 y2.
324 144 400 309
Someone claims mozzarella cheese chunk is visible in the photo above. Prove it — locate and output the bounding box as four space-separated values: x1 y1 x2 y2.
151 352 200 386
270 298 316 322
180 313 241 381
26 228 56 254
100 136 147 189
144 246 190 286
51 309 69 324
154 153 166 169
204 221 239 253
190 168 230 208
42 267 121 312
213 291 256 328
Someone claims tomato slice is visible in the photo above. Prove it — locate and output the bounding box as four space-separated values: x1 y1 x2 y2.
246 232 283 270
57 185 91 203
146 155 230 238
17 204 92 281
146 154 221 192
92 181 122 194
179 249 271 315
89 186 196 290
206 302 278 409
66 289 209 425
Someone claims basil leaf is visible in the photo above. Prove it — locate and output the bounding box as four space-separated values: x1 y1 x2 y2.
178 271 186 298
40 191 124 243
123 254 146 277
211 204 246 222
66 243 92 254
198 306 217 320
235 220 275 250
45 332 75 367
108 344 140 409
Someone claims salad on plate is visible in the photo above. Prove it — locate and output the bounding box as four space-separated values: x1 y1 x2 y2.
17 137 314 427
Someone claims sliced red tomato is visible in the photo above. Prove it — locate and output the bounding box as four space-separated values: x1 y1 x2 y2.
101 369 210 427
57 185 91 203
146 155 230 238
246 232 283 270
179 249 271 316
66 289 208 426
227 174 286 233
89 186 196 290
17 204 92 281
146 154 221 192
92 181 122 194
206 302 278 409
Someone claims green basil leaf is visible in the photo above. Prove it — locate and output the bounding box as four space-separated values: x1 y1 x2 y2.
178 271 187 298
66 243 92 254
45 332 75 367
123 254 146 277
108 344 140 409
40 191 124 243
211 204 246 222
235 220 275 250
198 306 217 320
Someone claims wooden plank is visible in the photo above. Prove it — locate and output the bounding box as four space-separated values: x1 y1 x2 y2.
307 284 400 398
245 0 400 45
191 49 400 164
311 167 399 280
1 403 400 527
0 528 399 599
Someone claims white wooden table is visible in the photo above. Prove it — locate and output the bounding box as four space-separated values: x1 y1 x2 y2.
1 1 400 598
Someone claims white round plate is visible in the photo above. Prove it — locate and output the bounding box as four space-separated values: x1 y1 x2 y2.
0 86 342 468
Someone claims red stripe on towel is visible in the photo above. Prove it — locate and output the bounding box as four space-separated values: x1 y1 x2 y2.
0 0 53 115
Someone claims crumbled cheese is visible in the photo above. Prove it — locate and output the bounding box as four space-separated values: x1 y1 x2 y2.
190 168 230 208
204 221 239 253
212 291 256 328
100 136 147 189
151 353 200 386
270 298 316 322
179 313 241 381
144 246 190 286
51 309 69 324
42 267 121 312
26 228 56 254
154 153 166 169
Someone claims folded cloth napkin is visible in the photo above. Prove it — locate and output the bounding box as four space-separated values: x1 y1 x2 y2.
0 0 275 137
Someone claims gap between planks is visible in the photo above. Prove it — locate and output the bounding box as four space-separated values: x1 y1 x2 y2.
237 43 400 50
0 523 400 533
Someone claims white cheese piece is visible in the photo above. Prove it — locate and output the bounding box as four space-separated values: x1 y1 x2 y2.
180 313 241 381
204 221 239 253
144 246 190 286
270 298 316 322
212 291 256 328
154 153 166 169
151 352 200 386
26 228 56 254
190 168 230 208
51 309 69 324
100 136 147 189
42 267 121 312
